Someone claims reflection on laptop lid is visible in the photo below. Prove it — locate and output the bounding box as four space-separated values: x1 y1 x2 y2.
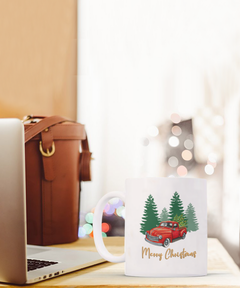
0 119 104 284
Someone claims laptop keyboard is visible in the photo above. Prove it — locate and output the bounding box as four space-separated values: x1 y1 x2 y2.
27 259 58 271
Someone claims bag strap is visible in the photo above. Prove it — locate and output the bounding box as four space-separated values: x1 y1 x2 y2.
24 115 73 143
79 135 92 181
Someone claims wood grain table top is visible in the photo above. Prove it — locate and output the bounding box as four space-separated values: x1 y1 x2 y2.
2 237 240 287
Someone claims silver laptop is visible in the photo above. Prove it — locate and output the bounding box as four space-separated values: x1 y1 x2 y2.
0 118 104 284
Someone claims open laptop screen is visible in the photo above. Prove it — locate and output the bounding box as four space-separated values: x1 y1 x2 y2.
0 119 27 284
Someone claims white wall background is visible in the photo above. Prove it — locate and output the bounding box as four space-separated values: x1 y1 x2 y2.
78 0 240 207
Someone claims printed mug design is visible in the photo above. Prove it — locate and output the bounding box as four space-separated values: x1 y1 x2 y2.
140 192 199 248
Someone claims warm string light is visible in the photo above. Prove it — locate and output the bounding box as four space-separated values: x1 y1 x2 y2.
177 165 188 176
78 198 125 238
168 156 178 167
184 139 194 150
205 153 217 175
102 223 110 233
171 125 182 136
168 136 179 147
181 150 192 161
167 113 191 177
104 198 125 217
205 164 214 175
170 113 181 124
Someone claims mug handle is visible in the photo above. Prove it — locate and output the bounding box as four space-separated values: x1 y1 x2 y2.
93 191 126 263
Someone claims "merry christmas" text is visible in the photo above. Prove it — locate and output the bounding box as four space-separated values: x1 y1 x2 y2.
142 247 197 261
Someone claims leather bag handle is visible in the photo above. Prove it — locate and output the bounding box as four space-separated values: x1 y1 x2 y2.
24 115 74 143
24 114 90 153
23 115 92 181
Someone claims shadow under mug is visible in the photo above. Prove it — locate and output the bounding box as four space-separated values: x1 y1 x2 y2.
93 177 207 277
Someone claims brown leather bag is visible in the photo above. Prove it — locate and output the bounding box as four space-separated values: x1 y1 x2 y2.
24 115 91 246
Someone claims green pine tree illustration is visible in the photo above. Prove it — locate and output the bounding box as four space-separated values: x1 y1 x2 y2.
140 194 159 235
159 207 169 222
169 191 186 221
186 203 199 232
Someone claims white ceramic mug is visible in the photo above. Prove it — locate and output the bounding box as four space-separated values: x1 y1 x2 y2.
93 177 207 277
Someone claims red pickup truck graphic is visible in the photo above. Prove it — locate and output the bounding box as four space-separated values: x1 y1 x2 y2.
145 221 187 248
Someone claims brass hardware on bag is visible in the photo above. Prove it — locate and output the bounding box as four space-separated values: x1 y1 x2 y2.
22 115 32 123
39 141 55 157
22 115 39 124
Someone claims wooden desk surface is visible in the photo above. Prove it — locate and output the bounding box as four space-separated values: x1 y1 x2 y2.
2 237 240 287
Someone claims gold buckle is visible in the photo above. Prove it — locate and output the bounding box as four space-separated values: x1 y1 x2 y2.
22 115 32 123
39 141 55 157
